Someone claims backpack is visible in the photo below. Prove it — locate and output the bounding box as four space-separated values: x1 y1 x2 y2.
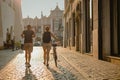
42 32 51 43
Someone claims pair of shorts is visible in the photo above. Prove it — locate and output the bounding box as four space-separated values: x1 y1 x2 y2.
24 43 33 52
42 43 51 51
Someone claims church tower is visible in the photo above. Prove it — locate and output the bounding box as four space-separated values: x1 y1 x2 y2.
41 11 43 18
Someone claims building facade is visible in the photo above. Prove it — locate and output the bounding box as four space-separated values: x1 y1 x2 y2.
0 0 23 48
49 5 64 42
93 0 120 60
23 5 64 43
64 0 91 53
63 0 120 63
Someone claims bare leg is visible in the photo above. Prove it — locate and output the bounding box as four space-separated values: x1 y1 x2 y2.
46 49 50 66
43 48 47 64
25 50 28 63
25 50 31 67
28 51 31 64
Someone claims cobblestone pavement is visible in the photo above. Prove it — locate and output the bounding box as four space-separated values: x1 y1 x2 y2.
57 47 120 80
0 47 86 80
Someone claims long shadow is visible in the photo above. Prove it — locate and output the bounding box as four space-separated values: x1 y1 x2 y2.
47 65 77 80
0 49 18 70
22 67 37 80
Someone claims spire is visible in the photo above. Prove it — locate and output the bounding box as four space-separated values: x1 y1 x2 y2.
56 2 58 8
55 3 60 10
56 2 58 6
27 16 29 18
41 11 43 18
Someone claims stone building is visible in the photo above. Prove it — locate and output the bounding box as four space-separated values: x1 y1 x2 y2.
63 0 120 64
64 0 91 53
0 0 23 48
49 5 64 42
92 0 120 63
23 5 64 43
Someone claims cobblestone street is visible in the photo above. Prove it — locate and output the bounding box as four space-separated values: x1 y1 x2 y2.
0 47 86 80
0 47 120 80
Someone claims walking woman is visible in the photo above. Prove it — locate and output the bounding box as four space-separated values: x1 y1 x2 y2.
42 26 58 66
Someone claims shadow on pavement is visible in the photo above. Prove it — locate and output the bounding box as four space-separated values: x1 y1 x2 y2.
0 49 18 70
48 65 77 80
22 67 37 80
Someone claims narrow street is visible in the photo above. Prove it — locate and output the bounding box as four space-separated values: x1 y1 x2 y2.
0 47 120 80
0 47 86 80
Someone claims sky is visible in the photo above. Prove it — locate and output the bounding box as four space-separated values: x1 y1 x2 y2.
21 0 64 18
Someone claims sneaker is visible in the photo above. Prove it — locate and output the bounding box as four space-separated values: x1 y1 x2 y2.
25 63 31 67
28 63 31 67
43 62 45 65
46 64 49 67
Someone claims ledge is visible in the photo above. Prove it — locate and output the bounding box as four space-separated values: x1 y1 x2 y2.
85 53 93 56
107 56 120 60
107 56 120 66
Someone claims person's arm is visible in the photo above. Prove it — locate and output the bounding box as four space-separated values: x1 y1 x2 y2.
32 31 35 38
21 31 24 38
50 32 59 41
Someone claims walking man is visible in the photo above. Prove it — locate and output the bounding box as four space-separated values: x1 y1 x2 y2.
21 25 35 67
42 26 58 66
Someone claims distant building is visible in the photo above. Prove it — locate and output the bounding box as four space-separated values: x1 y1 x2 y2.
0 0 23 48
23 5 64 43
49 5 64 43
